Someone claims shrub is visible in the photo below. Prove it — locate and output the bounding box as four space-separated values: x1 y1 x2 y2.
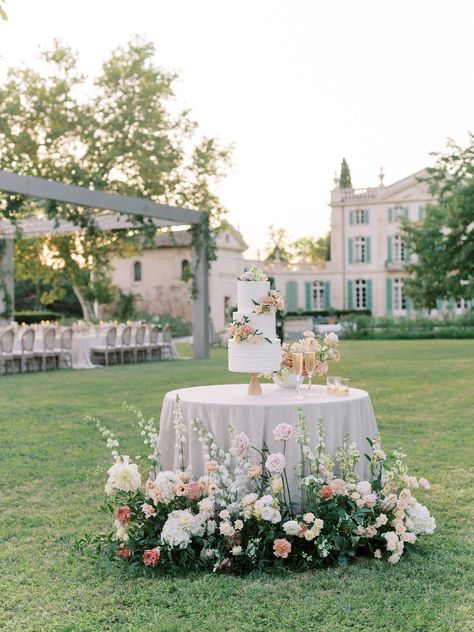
14 310 63 324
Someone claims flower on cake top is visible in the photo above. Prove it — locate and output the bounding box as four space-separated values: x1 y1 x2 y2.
252 289 285 314
237 266 268 282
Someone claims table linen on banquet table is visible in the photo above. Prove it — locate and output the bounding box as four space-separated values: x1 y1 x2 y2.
157 384 379 501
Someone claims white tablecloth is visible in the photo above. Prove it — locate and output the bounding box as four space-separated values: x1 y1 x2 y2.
158 384 378 501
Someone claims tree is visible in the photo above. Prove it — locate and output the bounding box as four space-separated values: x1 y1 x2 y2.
339 158 352 189
265 225 291 262
0 39 231 318
402 136 474 308
290 233 330 264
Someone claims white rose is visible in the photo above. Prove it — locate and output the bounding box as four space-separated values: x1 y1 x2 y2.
219 521 235 537
231 546 242 556
283 520 300 536
303 512 315 523
234 519 244 531
383 531 399 552
356 481 372 496
261 506 281 524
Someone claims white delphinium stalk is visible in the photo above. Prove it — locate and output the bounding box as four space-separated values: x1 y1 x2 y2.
122 402 161 474
295 407 315 506
173 395 187 471
85 414 122 462
336 434 360 483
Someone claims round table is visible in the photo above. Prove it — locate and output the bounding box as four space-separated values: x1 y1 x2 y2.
158 384 378 500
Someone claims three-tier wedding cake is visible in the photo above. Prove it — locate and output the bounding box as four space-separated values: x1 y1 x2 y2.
227 267 283 375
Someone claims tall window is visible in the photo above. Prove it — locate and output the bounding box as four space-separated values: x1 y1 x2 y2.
355 279 367 309
354 237 366 263
312 281 325 311
393 236 406 262
181 259 191 280
456 297 467 310
393 278 407 311
133 261 142 282
393 206 408 221
355 209 365 224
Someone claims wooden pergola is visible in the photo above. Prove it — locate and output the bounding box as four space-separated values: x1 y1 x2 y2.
0 170 209 358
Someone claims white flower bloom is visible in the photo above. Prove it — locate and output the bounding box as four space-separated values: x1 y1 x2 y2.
161 509 206 548
383 531 399 552
356 481 372 496
261 506 281 524
106 456 141 493
207 520 216 535
219 521 235 537
303 512 316 523
234 519 244 531
406 502 436 535
231 545 243 556
283 520 300 536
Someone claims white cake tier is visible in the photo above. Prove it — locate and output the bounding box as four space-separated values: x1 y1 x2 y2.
228 338 282 373
233 311 276 339
237 280 270 313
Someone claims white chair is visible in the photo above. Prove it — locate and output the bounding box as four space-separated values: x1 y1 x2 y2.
120 325 133 364
134 325 147 362
35 326 60 371
13 328 36 373
91 326 118 366
158 323 174 360
146 325 161 361
59 327 73 369
0 329 15 375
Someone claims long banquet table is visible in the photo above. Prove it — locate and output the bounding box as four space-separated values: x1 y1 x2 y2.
158 383 379 503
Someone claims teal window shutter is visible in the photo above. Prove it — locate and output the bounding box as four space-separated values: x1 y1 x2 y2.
286 281 297 312
419 205 425 220
406 296 412 317
448 297 455 316
404 206 409 219
367 280 373 312
324 281 330 310
387 236 393 263
386 278 393 315
349 210 354 225
388 207 393 223
366 237 371 264
348 238 353 264
305 281 312 311
436 298 443 313
364 208 370 224
405 242 411 262
347 280 354 310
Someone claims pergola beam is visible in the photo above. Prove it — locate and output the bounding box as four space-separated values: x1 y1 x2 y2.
0 170 210 359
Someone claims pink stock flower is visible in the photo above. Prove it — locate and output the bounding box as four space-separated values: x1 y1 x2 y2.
273 538 292 559
265 452 286 474
273 423 296 442
143 547 161 566
115 506 132 525
186 481 202 500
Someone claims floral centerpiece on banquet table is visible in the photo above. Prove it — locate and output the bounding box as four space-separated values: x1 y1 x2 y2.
78 400 435 575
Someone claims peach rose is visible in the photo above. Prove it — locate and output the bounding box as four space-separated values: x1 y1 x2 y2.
320 485 334 500
186 481 202 500
241 324 255 336
143 546 160 566
116 544 131 559
115 506 131 525
273 538 292 559
248 465 263 478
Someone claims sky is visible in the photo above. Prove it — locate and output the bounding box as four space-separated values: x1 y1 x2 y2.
1 0 473 257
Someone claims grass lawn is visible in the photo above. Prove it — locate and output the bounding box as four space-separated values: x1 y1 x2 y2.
1 340 473 632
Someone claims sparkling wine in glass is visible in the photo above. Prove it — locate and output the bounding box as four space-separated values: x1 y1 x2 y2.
304 351 316 394
292 352 304 399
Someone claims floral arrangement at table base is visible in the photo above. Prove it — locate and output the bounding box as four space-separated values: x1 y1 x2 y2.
79 399 435 575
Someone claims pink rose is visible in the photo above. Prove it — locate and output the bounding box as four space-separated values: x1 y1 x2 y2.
241 324 255 336
231 432 251 457
186 481 202 500
363 493 377 508
320 485 334 500
273 538 292 559
116 544 131 559
273 423 296 442
265 452 286 474
329 478 348 496
142 546 160 566
275 298 285 310
314 361 329 376
261 295 274 306
115 506 132 525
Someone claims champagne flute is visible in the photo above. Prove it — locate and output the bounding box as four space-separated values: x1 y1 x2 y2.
304 351 316 394
292 352 304 399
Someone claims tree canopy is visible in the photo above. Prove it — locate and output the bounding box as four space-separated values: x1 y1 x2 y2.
402 136 474 308
339 158 352 188
0 39 231 318
265 226 330 265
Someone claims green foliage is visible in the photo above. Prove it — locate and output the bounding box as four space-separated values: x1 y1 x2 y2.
135 311 192 337
0 39 231 317
290 233 330 263
339 158 352 188
402 136 474 308
115 291 137 322
14 309 63 323
265 225 291 262
341 313 474 339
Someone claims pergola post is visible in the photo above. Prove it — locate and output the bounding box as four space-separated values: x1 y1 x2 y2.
0 235 14 324
192 223 209 359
